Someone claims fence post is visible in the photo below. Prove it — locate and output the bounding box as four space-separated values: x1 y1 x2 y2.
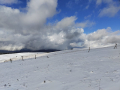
21 56 24 61
35 55 36 59
88 47 90 52
10 59 12 63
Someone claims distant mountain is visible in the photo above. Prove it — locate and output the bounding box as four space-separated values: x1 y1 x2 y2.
0 48 60 54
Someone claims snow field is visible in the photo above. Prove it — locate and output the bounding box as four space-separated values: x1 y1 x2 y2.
0 52 49 63
0 46 120 90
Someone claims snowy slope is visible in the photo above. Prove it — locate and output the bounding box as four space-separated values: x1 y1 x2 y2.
0 52 49 63
0 46 120 90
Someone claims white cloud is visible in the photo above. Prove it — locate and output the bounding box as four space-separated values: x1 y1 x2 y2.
87 0 120 17
86 27 120 48
76 20 95 28
0 0 59 50
85 5 89 9
95 0 113 5
87 27 110 41
22 0 57 27
0 0 86 51
55 16 77 30
0 0 120 51
66 1 73 8
95 0 120 17
89 0 92 3
96 0 102 5
99 5 120 17
84 14 92 19
0 0 19 4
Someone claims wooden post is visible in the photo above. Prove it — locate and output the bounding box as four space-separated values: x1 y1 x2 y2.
10 59 12 63
116 43 117 49
88 47 90 52
114 43 117 49
44 80 46 83
21 56 24 61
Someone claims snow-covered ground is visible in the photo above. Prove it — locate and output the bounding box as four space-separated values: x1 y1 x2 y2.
0 46 120 90
0 52 49 63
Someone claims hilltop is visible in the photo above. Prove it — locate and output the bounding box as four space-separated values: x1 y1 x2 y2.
0 46 120 90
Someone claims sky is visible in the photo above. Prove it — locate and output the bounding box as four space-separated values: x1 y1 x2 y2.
0 0 120 51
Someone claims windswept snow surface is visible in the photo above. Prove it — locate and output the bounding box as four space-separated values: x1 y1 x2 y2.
0 46 120 90
0 52 49 63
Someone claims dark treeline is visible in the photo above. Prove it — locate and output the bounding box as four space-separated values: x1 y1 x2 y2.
0 48 60 54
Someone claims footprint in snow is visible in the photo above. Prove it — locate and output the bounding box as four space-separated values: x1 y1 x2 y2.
41 80 52 84
90 71 94 73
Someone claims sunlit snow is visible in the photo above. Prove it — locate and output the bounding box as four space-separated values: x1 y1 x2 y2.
0 46 120 90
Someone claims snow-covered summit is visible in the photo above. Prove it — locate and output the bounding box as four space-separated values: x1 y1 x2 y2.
0 46 120 90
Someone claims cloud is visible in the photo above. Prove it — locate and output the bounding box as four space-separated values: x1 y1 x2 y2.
0 0 120 51
85 5 89 9
22 0 57 29
95 0 120 17
89 0 114 6
0 0 59 50
99 5 120 17
84 14 92 19
66 0 80 8
95 0 113 6
66 0 73 8
0 0 86 51
55 16 77 30
0 0 19 4
96 0 102 5
86 27 120 48
89 0 92 3
87 27 110 41
0 0 57 33
87 0 120 17
76 20 95 28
